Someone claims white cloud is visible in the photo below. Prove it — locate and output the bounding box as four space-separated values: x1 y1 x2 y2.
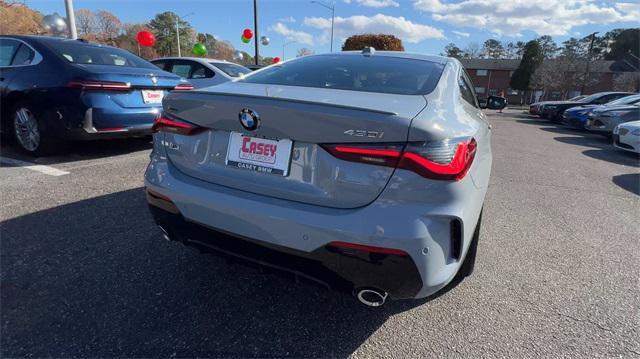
355 0 400 8
452 30 470 37
303 14 445 44
414 0 639 37
269 22 314 46
278 16 296 23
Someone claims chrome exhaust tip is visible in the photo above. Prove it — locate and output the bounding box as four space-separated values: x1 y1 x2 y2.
158 225 171 241
356 288 388 307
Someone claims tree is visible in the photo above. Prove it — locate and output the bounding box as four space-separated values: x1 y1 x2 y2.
0 1 43 35
149 11 194 57
443 43 463 59
296 48 314 57
510 40 543 101
515 41 525 59
482 39 504 59
605 28 640 62
463 42 481 58
75 9 95 37
535 35 558 59
505 42 517 59
342 34 404 51
95 10 122 44
613 72 640 92
560 37 587 60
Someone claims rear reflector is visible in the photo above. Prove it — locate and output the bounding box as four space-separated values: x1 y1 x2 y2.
67 80 131 91
152 116 205 136
322 137 477 181
328 241 408 256
173 83 194 91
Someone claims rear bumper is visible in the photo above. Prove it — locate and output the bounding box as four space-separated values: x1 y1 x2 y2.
144 148 488 299
148 200 424 299
45 105 159 140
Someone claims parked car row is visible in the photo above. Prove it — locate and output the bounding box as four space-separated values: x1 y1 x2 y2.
529 92 640 154
0 35 250 155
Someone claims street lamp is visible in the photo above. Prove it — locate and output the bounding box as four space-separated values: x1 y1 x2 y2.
176 12 195 57
64 0 77 39
311 0 335 52
282 41 295 60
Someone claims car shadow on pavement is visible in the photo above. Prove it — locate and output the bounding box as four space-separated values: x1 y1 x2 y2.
553 136 639 168
612 173 640 196
0 188 453 357
0 137 152 166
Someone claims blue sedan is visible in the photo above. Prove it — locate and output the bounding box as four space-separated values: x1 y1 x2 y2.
0 35 192 155
562 94 640 129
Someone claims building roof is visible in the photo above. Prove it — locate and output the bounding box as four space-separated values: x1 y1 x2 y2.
461 58 634 73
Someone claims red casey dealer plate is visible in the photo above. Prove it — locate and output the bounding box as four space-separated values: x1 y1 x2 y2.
226 132 293 176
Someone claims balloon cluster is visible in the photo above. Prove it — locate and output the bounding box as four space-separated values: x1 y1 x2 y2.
241 28 253 44
42 13 68 35
136 31 156 47
260 36 270 46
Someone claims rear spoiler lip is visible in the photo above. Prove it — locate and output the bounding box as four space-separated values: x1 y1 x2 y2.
180 91 400 116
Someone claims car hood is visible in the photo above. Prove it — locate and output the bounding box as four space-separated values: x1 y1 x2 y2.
593 105 640 114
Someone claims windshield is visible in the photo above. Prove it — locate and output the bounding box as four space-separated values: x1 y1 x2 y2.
568 95 586 101
211 62 251 77
48 41 157 69
241 54 445 95
605 94 640 106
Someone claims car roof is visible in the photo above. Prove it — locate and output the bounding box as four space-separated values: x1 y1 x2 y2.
324 51 450 65
152 57 241 65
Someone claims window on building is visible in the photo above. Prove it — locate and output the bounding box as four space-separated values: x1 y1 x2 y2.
474 87 485 94
488 88 498 96
508 88 518 95
476 69 488 76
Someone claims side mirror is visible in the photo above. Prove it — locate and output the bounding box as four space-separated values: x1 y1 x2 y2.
485 95 507 110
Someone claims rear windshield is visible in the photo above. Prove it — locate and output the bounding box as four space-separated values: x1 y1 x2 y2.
241 54 445 95
211 62 251 77
48 41 156 69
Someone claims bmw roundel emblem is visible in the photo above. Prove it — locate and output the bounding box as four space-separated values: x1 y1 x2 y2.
239 108 260 131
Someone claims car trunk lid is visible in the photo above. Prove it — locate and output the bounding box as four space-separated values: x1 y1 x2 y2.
160 83 427 208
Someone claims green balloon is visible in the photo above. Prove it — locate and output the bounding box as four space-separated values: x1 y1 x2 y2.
241 35 250 44
192 43 207 56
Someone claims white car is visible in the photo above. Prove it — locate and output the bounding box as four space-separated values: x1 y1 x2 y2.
151 57 251 89
613 120 640 154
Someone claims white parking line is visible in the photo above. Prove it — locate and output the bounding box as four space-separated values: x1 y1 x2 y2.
0 157 69 176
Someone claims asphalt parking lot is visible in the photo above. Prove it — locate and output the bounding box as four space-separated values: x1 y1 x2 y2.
1 109 639 358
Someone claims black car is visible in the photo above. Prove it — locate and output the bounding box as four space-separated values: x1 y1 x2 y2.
542 92 633 122
0 35 191 155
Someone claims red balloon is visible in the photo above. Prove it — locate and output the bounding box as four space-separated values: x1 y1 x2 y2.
272 57 281 64
137 31 156 47
243 28 254 39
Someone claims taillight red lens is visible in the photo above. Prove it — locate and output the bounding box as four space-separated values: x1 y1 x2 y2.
173 83 194 91
67 80 131 91
322 137 477 181
152 116 204 136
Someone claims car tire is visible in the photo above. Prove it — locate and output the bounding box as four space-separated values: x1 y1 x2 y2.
458 209 482 278
11 104 58 156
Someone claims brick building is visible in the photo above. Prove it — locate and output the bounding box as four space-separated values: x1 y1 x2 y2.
460 58 638 104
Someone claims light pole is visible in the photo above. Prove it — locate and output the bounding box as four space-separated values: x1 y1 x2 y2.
282 41 295 60
64 0 77 39
175 12 194 57
311 1 335 52
580 31 598 95
253 0 259 66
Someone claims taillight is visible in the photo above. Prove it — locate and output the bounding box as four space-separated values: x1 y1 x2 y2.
67 80 131 91
151 116 205 136
173 83 194 91
321 137 477 181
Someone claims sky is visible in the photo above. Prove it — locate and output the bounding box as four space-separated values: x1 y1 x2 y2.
26 0 640 59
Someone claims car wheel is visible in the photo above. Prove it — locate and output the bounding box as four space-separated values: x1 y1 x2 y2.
458 209 482 277
12 105 56 156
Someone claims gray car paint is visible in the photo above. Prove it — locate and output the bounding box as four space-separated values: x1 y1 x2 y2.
145 52 492 299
